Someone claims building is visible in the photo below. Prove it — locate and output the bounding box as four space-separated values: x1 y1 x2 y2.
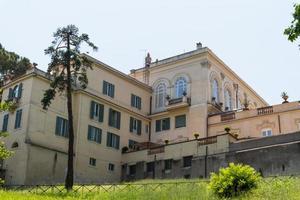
1 43 300 185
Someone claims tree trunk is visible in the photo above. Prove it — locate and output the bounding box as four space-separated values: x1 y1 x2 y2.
65 33 75 191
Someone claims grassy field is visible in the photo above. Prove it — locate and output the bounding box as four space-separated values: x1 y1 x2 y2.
1 177 300 200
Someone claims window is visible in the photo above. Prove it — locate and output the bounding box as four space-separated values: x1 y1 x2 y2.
11 142 19 148
183 156 193 168
175 77 187 98
87 125 102 143
262 129 272 137
108 163 115 171
131 94 142 109
107 132 120 149
224 89 232 111
89 157 96 166
129 165 136 175
145 124 149 134
146 162 155 173
103 81 115 98
211 79 219 102
90 101 104 122
55 116 69 137
164 159 172 170
14 109 22 129
155 83 166 108
155 118 170 132
108 108 121 129
175 115 186 128
8 83 23 100
2 114 9 132
128 139 138 149
129 117 142 135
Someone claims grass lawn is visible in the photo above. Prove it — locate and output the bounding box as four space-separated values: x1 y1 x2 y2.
1 177 300 200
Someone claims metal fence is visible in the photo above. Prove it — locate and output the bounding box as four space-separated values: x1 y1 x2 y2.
3 180 209 194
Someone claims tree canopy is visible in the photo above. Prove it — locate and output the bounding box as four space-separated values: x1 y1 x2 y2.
0 44 32 85
284 4 300 45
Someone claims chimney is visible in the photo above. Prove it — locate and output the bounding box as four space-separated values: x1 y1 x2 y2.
196 42 202 50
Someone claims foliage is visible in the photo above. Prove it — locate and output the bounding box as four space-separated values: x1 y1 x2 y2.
209 163 261 198
41 25 97 190
284 4 300 46
0 44 32 85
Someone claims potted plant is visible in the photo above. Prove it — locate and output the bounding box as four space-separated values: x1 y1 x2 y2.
224 127 231 134
182 91 187 97
281 92 289 104
164 140 169 145
194 133 199 140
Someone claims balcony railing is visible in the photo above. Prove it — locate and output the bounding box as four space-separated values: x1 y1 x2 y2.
148 146 165 155
165 96 191 110
257 106 273 115
221 112 236 121
198 136 217 146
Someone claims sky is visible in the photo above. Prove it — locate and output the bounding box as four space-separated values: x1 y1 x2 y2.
0 0 299 105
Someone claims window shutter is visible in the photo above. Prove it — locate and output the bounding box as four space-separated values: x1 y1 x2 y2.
111 85 115 98
156 120 161 132
138 97 141 110
137 120 142 135
55 117 60 135
129 117 133 132
98 129 102 143
98 104 104 122
116 135 120 149
2 114 9 132
8 88 13 100
103 81 107 94
117 111 121 129
18 83 23 98
108 109 113 126
87 125 91 140
90 101 95 119
131 94 135 107
65 120 69 138
165 118 170 130
107 132 112 147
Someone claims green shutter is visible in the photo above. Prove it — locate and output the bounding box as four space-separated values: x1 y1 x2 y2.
165 118 170 130
107 132 112 147
90 101 95 119
8 88 13 100
103 81 107 94
131 94 134 107
156 120 161 132
108 109 113 127
98 104 104 122
2 114 9 132
18 83 23 98
117 111 121 129
65 119 69 138
111 84 115 98
137 120 142 135
138 97 141 110
87 125 92 140
129 117 133 132
98 129 102 143
116 135 120 149
55 117 60 135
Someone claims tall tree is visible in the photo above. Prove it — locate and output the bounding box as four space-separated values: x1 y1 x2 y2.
41 25 97 190
284 4 300 45
0 44 32 85
0 102 14 184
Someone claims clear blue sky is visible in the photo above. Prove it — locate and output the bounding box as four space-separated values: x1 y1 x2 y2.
0 0 299 105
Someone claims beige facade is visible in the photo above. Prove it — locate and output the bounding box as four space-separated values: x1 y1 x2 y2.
0 44 300 185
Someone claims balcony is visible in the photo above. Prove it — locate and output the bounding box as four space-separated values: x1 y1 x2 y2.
221 112 236 121
257 106 273 115
165 95 190 111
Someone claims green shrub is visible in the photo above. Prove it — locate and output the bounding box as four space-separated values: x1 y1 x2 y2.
209 163 261 198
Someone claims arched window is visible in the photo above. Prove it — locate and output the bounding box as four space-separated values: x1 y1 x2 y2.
13 85 19 98
175 77 187 98
212 79 219 102
224 89 232 110
237 99 242 109
155 83 166 108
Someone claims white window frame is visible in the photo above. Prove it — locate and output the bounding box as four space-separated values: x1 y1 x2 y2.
262 128 272 137
224 89 232 110
175 77 187 98
212 79 219 102
155 83 166 108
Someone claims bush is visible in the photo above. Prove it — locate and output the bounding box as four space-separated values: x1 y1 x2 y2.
209 163 261 198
